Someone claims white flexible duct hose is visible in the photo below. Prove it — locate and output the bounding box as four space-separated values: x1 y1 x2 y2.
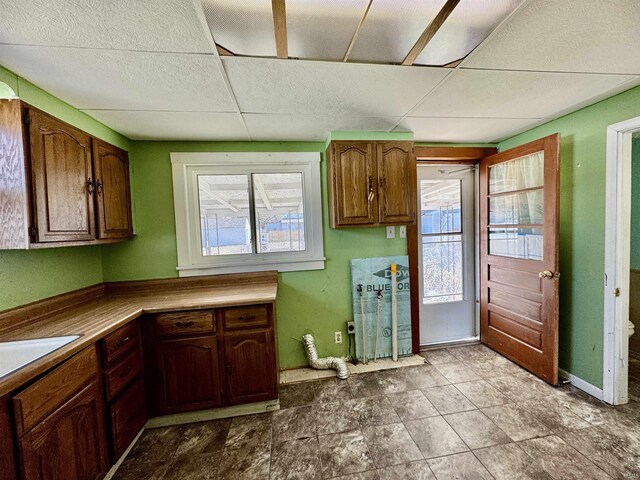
301 334 349 380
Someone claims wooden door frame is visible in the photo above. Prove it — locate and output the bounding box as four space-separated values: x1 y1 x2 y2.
409 147 497 353
603 116 640 405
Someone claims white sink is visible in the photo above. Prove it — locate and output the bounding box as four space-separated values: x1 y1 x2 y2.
0 335 80 378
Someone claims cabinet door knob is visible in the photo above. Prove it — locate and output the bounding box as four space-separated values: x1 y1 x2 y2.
368 176 374 202
96 179 103 194
87 178 95 194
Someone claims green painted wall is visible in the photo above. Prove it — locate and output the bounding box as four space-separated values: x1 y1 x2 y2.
631 138 640 270
101 141 409 368
499 84 640 388
0 65 131 311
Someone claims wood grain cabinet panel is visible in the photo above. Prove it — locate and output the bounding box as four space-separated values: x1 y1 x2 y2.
92 139 132 239
29 109 95 242
224 330 277 405
18 381 108 480
154 336 221 414
109 379 146 460
327 140 416 228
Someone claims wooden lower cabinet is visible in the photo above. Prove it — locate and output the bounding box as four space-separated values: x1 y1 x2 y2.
224 330 277 405
18 381 108 480
109 379 146 459
154 336 221 414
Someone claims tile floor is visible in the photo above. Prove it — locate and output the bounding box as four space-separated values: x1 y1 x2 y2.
113 344 640 479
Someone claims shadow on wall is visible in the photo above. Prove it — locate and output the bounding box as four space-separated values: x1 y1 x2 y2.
630 137 640 356
0 81 18 98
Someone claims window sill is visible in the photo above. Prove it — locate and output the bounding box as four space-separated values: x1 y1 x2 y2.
177 257 326 276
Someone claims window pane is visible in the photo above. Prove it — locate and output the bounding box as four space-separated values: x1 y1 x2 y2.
253 173 306 253
198 174 252 256
423 234 463 304
489 151 544 194
489 227 543 260
421 179 462 234
489 189 543 225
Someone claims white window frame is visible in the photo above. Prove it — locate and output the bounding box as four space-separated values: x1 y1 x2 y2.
171 152 324 276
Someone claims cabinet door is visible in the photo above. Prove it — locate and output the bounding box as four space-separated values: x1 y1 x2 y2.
377 142 416 225
154 336 221 414
29 109 95 242
19 381 108 480
92 139 133 239
329 142 377 227
223 330 277 405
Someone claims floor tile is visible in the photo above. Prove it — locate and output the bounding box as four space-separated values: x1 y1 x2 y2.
174 419 231 456
422 385 477 415
376 460 435 480
554 390 617 426
447 344 497 363
217 443 271 480
466 356 525 378
272 405 316 442
434 362 480 384
376 368 419 394
559 425 640 478
125 426 184 465
427 452 492 479
314 378 353 404
113 461 169 480
482 403 551 441
279 382 315 409
318 430 375 478
315 400 360 435
486 373 555 401
162 452 221 480
348 373 386 398
387 389 439 421
474 443 554 480
403 365 450 389
454 379 510 408
348 395 401 426
519 435 611 480
361 423 423 468
225 413 273 450
270 437 322 480
329 471 379 480
443 410 511 449
421 348 457 365
516 396 591 432
404 416 468 459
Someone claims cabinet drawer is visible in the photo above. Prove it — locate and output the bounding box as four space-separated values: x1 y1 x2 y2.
13 346 98 436
154 311 215 337
104 348 143 401
222 305 270 330
102 322 140 365
110 379 147 459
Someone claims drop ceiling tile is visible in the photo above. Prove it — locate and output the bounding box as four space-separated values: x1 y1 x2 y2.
202 0 275 56
287 0 370 61
0 45 236 112
348 0 447 64
223 57 450 117
243 114 403 141
464 0 640 74
415 0 522 66
83 110 248 141
0 0 211 53
412 69 639 119
397 117 538 143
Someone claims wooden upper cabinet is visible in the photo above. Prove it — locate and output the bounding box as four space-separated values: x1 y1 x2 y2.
29 110 95 242
0 99 133 248
377 142 416 225
92 139 133 239
327 140 416 228
328 142 377 227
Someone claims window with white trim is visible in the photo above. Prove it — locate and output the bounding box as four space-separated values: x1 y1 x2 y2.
171 152 324 276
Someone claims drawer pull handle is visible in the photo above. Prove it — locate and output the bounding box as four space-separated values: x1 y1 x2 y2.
175 321 195 328
238 315 256 321
117 336 131 347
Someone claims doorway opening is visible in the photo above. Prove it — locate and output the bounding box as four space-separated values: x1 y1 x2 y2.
603 115 640 405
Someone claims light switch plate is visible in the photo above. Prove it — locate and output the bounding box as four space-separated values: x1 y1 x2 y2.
386 226 395 238
399 226 407 238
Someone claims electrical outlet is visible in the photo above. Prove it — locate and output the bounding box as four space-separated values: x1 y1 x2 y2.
334 331 343 344
399 225 407 238
346 321 355 335
386 226 395 238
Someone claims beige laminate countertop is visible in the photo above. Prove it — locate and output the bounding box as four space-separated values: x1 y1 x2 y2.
0 280 278 397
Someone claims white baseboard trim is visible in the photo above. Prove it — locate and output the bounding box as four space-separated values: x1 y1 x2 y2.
559 368 604 400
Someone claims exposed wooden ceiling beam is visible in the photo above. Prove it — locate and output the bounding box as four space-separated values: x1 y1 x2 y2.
402 0 461 66
271 0 288 59
343 0 374 62
253 176 273 211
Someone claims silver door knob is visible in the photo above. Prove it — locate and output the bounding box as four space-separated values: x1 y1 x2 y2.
539 270 554 279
